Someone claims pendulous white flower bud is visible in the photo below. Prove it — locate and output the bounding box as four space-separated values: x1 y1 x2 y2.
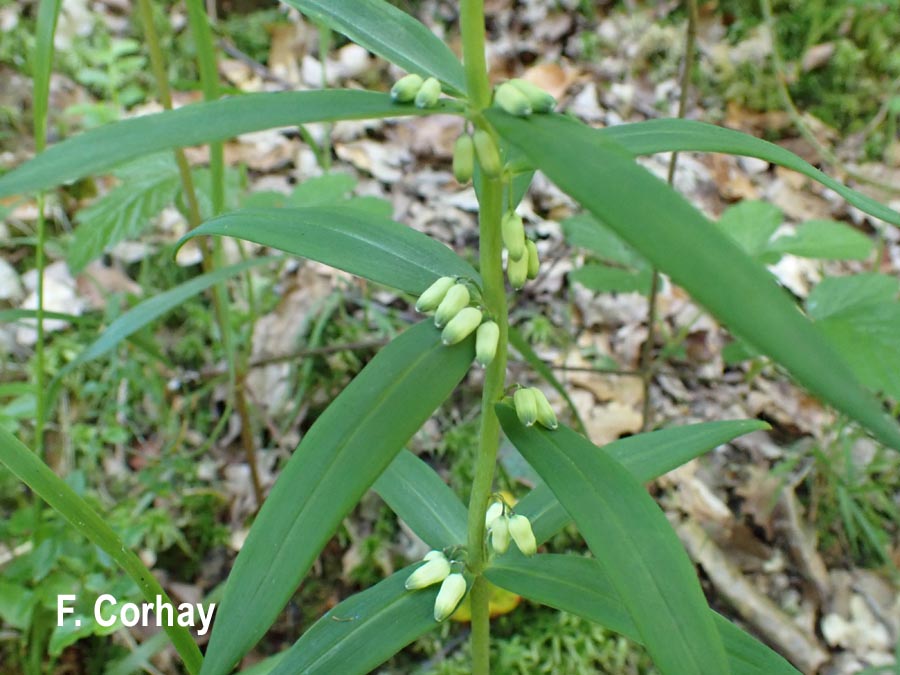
507 253 528 290
514 388 538 427
475 321 500 367
416 276 456 313
405 553 451 590
433 573 467 621
391 74 424 103
473 130 501 178
433 283 470 328
441 307 483 346
494 82 532 117
501 212 526 261
508 514 537 556
453 134 475 184
509 78 556 113
490 515 510 554
530 387 558 430
525 239 540 280
485 500 505 529
415 77 442 109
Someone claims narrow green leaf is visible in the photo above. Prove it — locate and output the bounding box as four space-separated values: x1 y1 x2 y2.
515 419 769 543
0 428 203 674
497 406 730 674
268 566 437 675
201 321 474 675
0 309 88 324
769 220 874 261
600 119 900 226
486 555 801 675
280 0 466 96
60 257 273 374
0 90 461 198
68 153 181 273
562 213 647 268
569 264 652 294
373 450 468 548
32 0 61 150
179 207 479 295
489 111 900 450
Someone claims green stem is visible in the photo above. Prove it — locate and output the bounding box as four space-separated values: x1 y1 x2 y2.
460 0 491 109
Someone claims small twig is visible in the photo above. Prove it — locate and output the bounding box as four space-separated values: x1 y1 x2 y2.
640 0 699 431
218 39 294 89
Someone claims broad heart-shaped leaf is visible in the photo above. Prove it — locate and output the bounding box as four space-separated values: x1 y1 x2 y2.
267 565 437 675
201 321 474 675
497 405 729 675
68 153 181 273
281 0 466 96
0 428 203 674
0 90 460 198
179 207 479 295
599 118 900 226
514 419 768 544
486 555 801 675
373 450 467 548
488 110 900 451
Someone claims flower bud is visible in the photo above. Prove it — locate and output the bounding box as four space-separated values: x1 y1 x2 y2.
508 514 537 556
405 553 451 590
453 134 475 184
475 321 499 367
494 82 532 117
416 276 456 313
485 500 505 529
442 307 482 346
415 77 442 109
531 387 559 429
525 239 540 280
391 74 424 103
434 283 470 328
507 253 528 290
434 573 467 621
490 515 510 554
501 212 526 261
473 130 501 178
530 387 558 430
424 549 444 561
514 388 538 427
509 78 556 113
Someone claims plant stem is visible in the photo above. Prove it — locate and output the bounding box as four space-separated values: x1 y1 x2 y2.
460 3 505 670
640 0 698 432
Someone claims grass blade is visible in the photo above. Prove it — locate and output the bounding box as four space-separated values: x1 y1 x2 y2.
201 321 474 674
0 91 460 199
486 555 801 675
180 207 479 294
0 429 203 674
515 419 768 543
498 405 730 674
489 110 900 450
268 566 437 675
374 450 468 548
601 119 900 226
280 0 466 95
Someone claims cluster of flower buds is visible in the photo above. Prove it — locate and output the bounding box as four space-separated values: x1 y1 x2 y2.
416 277 499 365
405 550 468 622
493 79 556 117
502 211 540 290
513 386 558 429
391 74 443 109
485 500 537 556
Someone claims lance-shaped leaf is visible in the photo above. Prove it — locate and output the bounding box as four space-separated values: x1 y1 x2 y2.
201 321 473 675
515 419 768 544
281 0 466 96
600 119 900 226
268 565 438 675
497 405 729 675
486 555 800 675
179 207 479 295
0 90 460 198
373 450 467 548
0 428 203 674
488 111 900 451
